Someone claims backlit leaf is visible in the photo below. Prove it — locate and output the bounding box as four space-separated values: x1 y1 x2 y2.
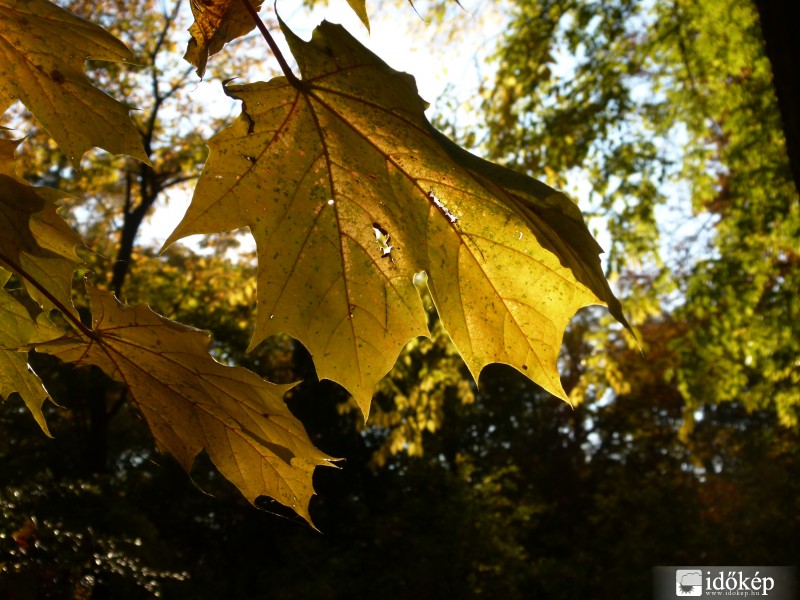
0 276 62 435
184 0 265 78
165 20 628 416
345 0 370 31
0 0 148 164
35 285 336 523
0 139 82 316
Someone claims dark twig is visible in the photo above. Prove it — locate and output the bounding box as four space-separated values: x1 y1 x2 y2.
238 0 302 88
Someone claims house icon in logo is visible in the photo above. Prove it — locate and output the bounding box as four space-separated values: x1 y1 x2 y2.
676 569 703 596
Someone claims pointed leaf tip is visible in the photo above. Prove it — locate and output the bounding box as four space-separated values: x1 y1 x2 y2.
345 0 371 31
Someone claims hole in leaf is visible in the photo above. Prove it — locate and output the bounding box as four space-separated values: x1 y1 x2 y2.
426 190 459 224
372 222 393 262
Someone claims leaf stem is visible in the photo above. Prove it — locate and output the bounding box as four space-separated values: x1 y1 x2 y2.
239 0 302 88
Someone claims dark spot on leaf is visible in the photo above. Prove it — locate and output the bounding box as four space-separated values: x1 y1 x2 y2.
522 365 528 370
50 69 66 84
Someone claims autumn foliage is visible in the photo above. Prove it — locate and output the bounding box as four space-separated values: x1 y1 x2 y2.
0 0 627 522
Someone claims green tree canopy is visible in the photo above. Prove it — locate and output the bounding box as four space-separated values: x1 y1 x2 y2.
480 0 799 424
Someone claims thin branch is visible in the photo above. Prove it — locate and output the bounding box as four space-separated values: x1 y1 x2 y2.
161 173 201 190
123 163 133 216
150 0 183 62
142 0 183 155
162 66 198 102
239 0 302 88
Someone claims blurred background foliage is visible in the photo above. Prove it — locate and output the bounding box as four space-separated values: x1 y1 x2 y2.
2 0 799 597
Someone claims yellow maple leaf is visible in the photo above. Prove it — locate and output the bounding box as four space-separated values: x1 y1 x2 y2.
35 284 336 523
0 271 63 435
165 20 629 416
0 0 148 164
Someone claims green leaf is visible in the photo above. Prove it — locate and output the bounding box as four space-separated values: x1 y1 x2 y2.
0 0 149 164
36 284 336 523
164 20 628 416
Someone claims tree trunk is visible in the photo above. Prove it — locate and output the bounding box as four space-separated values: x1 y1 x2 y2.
754 0 800 195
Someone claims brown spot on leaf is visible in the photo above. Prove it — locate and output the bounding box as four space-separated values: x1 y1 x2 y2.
50 69 66 84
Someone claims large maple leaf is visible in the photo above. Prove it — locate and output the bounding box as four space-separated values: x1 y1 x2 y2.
165 20 629 415
35 285 336 523
0 0 148 164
